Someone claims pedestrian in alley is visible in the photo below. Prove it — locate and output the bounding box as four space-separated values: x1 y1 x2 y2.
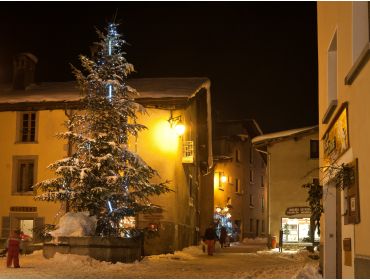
219 226 228 248
203 223 217 256
279 228 284 253
5 230 21 268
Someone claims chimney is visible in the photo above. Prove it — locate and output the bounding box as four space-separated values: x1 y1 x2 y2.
13 53 38 90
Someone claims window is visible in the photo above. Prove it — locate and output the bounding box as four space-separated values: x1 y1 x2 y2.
18 112 37 142
235 178 240 193
261 175 264 188
188 175 193 197
249 146 254 164
352 2 369 63
13 156 37 194
261 196 265 211
262 220 265 233
250 218 253 232
323 31 338 124
235 149 241 162
250 169 254 183
249 194 254 206
310 140 319 159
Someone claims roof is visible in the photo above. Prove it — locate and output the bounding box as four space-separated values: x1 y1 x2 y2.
252 125 318 147
214 119 263 140
0 77 210 111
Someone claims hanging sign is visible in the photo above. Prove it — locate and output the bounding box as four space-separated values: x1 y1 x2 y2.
285 206 311 216
323 103 349 163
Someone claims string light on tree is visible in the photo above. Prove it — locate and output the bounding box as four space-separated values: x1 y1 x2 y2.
34 21 171 238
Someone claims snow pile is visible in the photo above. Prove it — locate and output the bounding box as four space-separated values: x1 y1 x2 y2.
242 237 268 244
146 246 203 261
292 263 322 279
49 212 97 238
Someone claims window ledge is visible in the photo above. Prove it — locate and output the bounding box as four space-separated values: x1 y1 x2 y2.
345 42 370 85
12 192 34 196
14 141 39 144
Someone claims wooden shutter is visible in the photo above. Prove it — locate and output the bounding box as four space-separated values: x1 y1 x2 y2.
1 216 10 238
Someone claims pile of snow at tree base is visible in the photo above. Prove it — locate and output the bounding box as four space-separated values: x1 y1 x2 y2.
48 212 97 239
0 245 322 278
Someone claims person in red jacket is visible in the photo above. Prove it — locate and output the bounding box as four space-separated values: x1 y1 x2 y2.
6 230 21 268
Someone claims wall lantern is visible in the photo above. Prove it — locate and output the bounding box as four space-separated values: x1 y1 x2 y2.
168 111 185 136
214 171 227 190
220 175 227 183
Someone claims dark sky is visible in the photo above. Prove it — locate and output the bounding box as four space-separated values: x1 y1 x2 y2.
0 2 318 133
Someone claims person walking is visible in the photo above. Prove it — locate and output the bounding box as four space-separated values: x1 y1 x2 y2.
203 223 217 256
6 230 21 268
219 226 228 248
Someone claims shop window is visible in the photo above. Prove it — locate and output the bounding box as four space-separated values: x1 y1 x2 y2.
250 169 254 183
281 217 319 243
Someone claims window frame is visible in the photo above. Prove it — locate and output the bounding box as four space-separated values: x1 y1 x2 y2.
16 111 39 143
12 156 38 195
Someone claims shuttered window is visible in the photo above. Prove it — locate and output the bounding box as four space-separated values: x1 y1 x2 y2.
1 216 10 238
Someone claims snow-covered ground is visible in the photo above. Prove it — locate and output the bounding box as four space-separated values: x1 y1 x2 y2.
0 244 322 279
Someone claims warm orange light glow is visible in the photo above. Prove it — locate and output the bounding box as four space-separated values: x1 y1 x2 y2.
174 123 185 136
152 120 179 154
221 175 227 183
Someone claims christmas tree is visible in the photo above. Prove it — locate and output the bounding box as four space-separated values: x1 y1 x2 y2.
34 22 171 237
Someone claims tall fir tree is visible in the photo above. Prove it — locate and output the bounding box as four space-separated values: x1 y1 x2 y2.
34 23 171 236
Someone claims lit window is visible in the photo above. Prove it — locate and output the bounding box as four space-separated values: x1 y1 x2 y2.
235 178 240 193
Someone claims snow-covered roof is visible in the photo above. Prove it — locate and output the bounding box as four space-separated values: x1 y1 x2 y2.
252 125 318 146
18 52 39 64
0 77 210 106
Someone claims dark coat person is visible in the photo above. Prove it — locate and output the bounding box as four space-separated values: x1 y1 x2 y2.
203 223 217 256
219 226 228 248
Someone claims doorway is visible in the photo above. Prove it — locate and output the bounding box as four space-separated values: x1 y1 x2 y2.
20 219 34 238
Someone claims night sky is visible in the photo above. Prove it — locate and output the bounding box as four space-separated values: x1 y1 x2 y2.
0 2 318 134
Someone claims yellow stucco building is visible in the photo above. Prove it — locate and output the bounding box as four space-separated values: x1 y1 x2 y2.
0 54 213 255
252 126 319 247
213 119 267 241
318 2 370 278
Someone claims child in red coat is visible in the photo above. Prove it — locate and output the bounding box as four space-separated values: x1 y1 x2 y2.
6 230 21 268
